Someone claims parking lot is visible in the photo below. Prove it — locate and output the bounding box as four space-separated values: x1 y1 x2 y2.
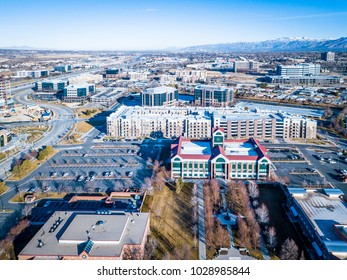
272 145 347 192
11 140 166 194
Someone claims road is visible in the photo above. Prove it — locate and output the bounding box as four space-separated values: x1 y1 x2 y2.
0 89 75 180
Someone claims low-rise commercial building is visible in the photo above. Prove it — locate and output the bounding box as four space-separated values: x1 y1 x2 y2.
170 128 271 180
18 211 150 260
285 188 347 260
90 87 127 104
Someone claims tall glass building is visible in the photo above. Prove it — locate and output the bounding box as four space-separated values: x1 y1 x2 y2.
141 86 178 106
194 85 233 107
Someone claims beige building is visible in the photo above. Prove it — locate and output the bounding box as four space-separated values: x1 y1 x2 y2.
18 211 150 260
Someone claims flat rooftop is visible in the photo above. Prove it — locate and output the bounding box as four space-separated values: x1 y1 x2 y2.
19 211 150 259
180 141 211 155
224 141 258 156
294 190 347 242
59 214 128 244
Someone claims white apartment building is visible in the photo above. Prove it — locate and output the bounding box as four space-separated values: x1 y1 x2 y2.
129 72 149 81
107 106 316 140
175 70 207 83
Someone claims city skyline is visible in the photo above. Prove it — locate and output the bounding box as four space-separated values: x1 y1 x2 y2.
1 0 346 50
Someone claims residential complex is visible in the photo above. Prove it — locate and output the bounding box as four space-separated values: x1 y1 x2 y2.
285 188 347 260
106 106 316 140
194 85 233 107
141 86 178 107
175 70 207 82
170 127 271 180
18 211 150 260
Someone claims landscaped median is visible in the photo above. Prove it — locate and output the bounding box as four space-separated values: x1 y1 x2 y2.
10 192 67 203
8 146 57 181
0 181 9 195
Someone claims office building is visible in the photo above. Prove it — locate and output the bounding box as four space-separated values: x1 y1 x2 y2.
233 61 259 73
265 75 342 85
194 85 233 107
141 86 178 107
54 65 71 73
18 211 150 260
276 63 321 76
170 127 271 180
62 84 95 102
16 70 49 78
104 69 120 79
34 80 68 92
285 188 347 260
107 106 316 140
321 52 335 62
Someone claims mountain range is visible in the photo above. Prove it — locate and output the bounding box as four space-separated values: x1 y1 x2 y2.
182 37 347 52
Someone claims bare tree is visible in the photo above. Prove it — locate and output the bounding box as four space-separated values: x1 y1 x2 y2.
210 179 220 206
255 203 270 225
122 245 143 260
143 177 154 195
144 236 158 260
192 224 198 250
22 204 34 217
279 238 299 260
237 216 250 248
248 183 259 200
153 160 160 173
267 226 277 251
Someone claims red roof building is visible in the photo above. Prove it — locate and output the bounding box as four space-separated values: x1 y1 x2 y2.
171 128 271 180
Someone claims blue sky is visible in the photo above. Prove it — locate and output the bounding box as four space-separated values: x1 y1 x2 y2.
0 0 346 50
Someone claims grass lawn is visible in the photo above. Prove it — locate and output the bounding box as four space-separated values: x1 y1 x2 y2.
9 149 57 181
76 121 93 134
142 182 199 260
75 108 101 118
0 152 7 161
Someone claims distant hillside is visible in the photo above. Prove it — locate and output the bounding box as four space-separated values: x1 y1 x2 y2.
182 37 347 52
